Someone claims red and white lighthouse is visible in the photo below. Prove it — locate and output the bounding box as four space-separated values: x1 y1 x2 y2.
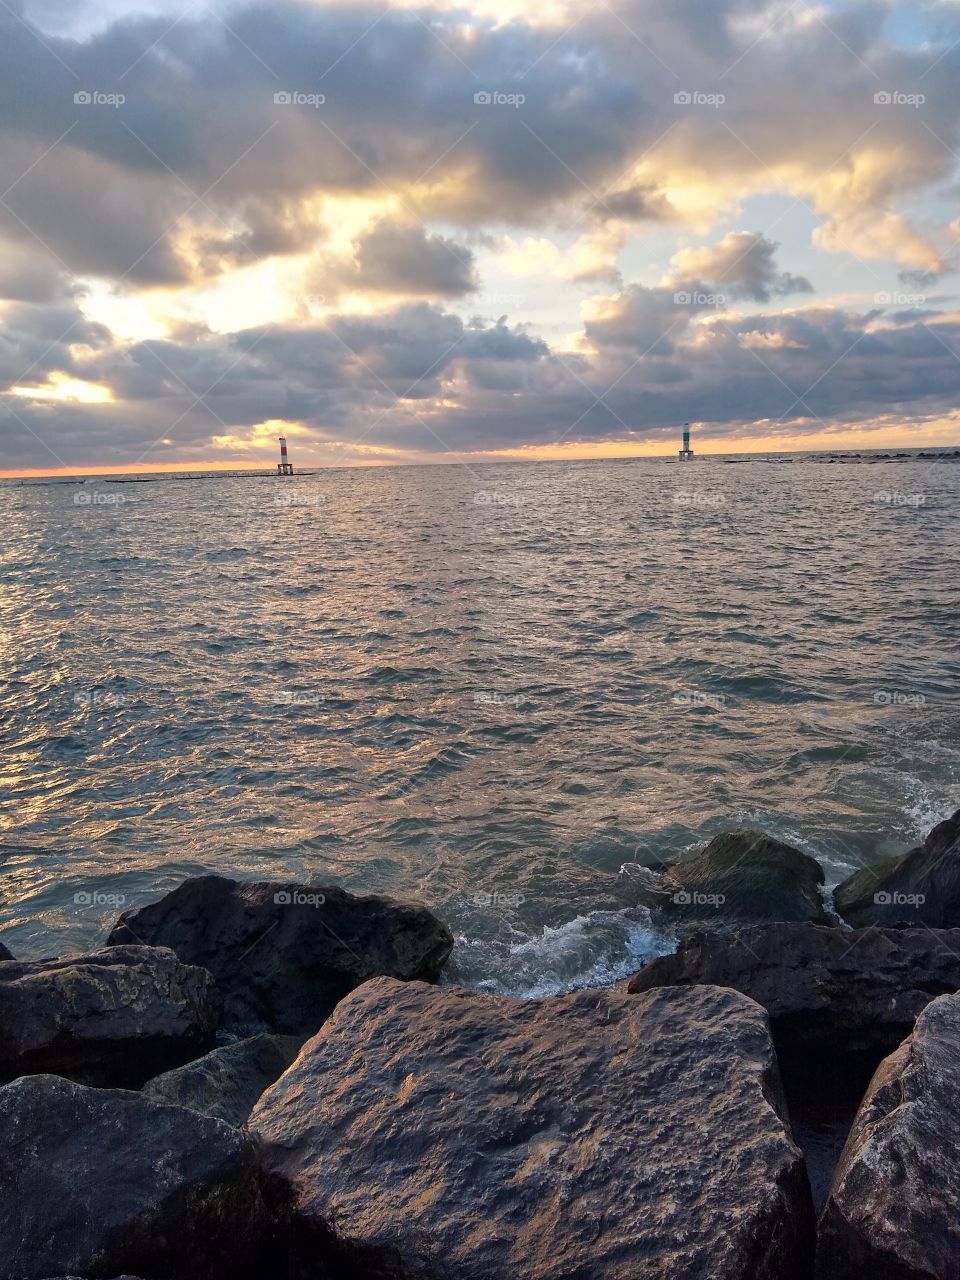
277 436 293 475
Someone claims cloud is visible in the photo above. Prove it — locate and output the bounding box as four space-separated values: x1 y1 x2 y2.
667 232 813 301
0 0 957 288
3 0 960 466
5 290 960 468
321 219 479 299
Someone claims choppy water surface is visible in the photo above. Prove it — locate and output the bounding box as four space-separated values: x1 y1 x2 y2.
1 455 958 993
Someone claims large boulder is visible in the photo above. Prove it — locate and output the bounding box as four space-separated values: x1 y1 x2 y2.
250 977 814 1280
0 1074 268 1280
628 923 960 1065
817 993 960 1279
622 829 829 925
0 945 219 1087
835 808 960 927
108 875 453 1035
143 1032 303 1125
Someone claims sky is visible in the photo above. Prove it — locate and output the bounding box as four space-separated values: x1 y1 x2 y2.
2 0 960 474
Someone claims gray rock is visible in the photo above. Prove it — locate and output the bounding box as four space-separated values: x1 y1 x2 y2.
0 1074 267 1280
817 993 960 1279
108 875 453 1035
625 829 830 926
835 807 960 927
628 923 960 1062
143 1033 304 1125
0 945 219 1087
250 976 814 1280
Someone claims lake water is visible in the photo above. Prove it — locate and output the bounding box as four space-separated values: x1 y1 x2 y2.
1 453 958 993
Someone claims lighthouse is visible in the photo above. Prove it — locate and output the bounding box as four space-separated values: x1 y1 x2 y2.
277 436 293 475
678 424 695 462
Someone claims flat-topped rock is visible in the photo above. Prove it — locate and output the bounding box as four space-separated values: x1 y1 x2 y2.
108 875 453 1034
143 1032 303 1125
628 923 960 1062
0 1075 267 1280
835 807 960 927
250 976 814 1280
623 829 830 926
818 993 960 1279
0 945 219 1087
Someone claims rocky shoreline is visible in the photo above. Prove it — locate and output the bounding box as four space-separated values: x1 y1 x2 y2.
1 810 959 1279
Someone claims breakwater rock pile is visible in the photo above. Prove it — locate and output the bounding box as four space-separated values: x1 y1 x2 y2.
2 812 959 1279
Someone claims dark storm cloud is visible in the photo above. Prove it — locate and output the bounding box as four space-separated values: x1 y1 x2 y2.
4 294 960 467
1 0 958 286
0 298 111 389
669 233 813 303
323 220 479 299
3 0 960 466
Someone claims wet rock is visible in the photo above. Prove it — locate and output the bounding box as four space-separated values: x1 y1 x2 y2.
250 976 814 1280
0 1074 268 1280
0 945 219 1087
143 1032 304 1125
835 808 960 927
627 923 960 1063
108 875 453 1035
629 923 960 1210
624 828 830 925
817 993 960 1279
